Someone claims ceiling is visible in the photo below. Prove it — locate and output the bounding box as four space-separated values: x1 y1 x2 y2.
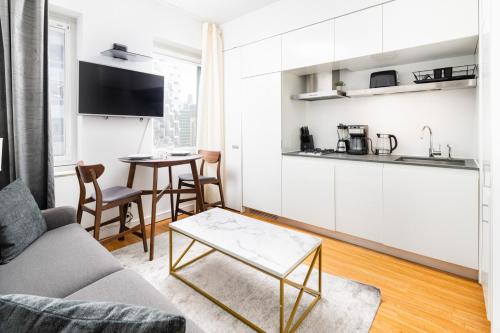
158 0 281 24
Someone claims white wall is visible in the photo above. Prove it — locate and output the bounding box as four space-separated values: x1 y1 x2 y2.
49 0 203 231
478 0 493 320
480 0 500 326
303 89 477 158
222 0 386 50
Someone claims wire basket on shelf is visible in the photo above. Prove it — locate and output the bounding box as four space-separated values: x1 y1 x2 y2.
413 64 477 84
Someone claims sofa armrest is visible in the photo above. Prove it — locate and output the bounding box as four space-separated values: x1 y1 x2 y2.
42 207 77 231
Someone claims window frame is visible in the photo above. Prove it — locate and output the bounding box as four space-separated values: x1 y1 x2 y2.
152 45 201 151
48 15 77 167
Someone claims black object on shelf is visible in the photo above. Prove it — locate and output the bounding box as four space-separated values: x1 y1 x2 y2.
370 70 398 88
300 126 315 151
413 64 477 84
101 43 152 62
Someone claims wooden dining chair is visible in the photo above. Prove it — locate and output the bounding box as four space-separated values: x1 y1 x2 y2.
174 150 225 220
75 161 148 251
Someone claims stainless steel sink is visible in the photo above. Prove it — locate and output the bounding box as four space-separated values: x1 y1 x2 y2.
395 156 466 166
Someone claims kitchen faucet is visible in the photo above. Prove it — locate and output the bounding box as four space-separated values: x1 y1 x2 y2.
421 125 441 157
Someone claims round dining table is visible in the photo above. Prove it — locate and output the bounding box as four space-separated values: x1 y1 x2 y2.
119 155 205 260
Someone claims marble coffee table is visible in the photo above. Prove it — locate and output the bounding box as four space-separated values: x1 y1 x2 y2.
168 208 322 333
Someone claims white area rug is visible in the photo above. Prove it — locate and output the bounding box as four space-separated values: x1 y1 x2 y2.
113 232 381 332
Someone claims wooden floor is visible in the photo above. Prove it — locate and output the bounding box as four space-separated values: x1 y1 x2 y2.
103 212 490 333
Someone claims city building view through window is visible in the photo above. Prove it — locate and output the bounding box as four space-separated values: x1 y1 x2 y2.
153 53 200 150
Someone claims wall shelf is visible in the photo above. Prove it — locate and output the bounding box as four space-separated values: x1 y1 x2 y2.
347 79 476 98
290 79 476 101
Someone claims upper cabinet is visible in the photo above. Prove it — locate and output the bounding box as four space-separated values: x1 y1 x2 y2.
282 20 335 71
240 35 282 78
334 6 383 61
383 0 479 52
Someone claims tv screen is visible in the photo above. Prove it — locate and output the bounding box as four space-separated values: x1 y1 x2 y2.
78 61 164 118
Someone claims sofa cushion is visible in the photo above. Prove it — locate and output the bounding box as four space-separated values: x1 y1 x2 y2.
66 269 204 333
0 224 122 298
0 294 186 333
0 179 47 264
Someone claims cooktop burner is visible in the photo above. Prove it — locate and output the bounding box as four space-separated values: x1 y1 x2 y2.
297 148 337 156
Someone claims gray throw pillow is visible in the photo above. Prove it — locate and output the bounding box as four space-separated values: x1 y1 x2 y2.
0 179 47 264
0 294 186 333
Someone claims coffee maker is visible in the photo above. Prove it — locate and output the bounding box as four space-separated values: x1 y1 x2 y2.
347 125 369 155
336 124 349 153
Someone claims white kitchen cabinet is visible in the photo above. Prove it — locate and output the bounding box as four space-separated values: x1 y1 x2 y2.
282 156 335 231
383 0 479 52
382 164 479 269
334 161 383 242
223 48 243 211
282 20 335 71
334 6 382 61
241 73 282 215
240 35 281 78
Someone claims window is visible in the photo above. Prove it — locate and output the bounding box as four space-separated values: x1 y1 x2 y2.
153 50 201 150
48 16 76 166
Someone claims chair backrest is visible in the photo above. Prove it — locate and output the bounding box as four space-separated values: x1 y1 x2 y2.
75 161 105 203
198 150 222 178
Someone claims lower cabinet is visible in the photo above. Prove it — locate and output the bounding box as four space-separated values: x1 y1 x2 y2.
334 161 384 243
382 164 479 269
281 157 479 270
282 156 335 231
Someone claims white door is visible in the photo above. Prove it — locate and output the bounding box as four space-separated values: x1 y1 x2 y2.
282 156 335 231
240 35 282 78
223 48 243 211
383 0 479 52
334 6 383 61
241 73 282 215
281 20 335 71
334 160 383 242
382 164 479 269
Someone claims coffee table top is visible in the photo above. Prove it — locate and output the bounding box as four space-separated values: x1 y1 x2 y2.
169 208 321 278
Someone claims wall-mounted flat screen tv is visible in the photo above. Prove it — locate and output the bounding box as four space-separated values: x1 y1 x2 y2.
78 61 164 118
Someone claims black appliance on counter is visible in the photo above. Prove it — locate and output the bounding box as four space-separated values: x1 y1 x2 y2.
347 125 370 155
300 126 315 151
370 70 398 88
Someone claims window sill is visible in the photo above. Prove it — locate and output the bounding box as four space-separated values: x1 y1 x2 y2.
54 163 76 177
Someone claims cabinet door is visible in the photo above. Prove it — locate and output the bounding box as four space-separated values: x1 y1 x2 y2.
240 35 281 78
282 20 334 71
241 73 282 215
223 49 243 211
383 0 479 52
334 6 382 61
382 164 479 269
282 156 335 231
334 161 383 242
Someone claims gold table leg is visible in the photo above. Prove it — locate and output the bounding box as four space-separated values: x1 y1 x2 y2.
169 230 322 333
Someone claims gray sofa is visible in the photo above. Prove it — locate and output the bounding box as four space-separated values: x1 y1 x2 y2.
0 207 204 333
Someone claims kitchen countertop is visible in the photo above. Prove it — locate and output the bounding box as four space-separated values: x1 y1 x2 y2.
282 151 479 170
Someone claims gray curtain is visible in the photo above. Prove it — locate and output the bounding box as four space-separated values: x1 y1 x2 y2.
0 0 54 209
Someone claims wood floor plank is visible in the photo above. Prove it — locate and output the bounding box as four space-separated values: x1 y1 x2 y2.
103 211 490 332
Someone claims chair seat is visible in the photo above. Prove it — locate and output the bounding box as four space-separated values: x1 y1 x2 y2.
178 174 217 183
91 186 141 203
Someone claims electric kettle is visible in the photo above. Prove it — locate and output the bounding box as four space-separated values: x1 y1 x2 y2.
374 133 398 155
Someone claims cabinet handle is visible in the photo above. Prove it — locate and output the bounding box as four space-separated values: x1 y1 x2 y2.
232 145 240 149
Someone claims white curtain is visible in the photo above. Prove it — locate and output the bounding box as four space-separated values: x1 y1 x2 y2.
196 23 224 202
197 23 224 152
